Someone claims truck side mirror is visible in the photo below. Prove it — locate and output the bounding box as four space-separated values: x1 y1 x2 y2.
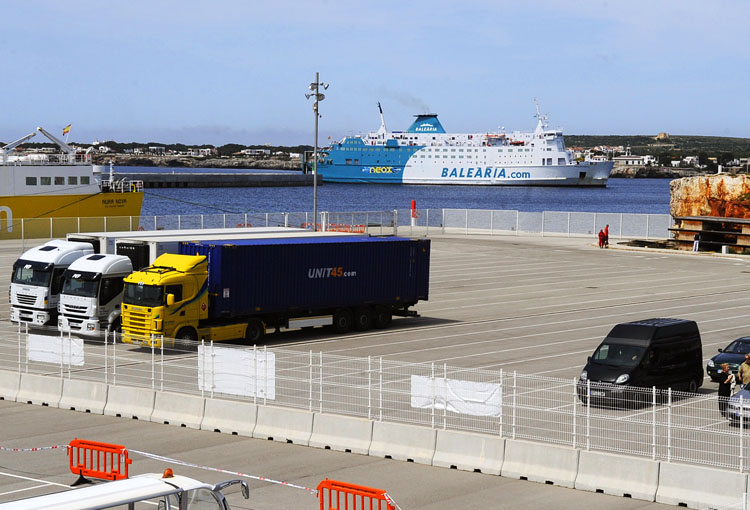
166 293 175 307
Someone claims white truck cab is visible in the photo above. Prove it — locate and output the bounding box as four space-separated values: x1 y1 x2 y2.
58 254 133 337
10 240 94 326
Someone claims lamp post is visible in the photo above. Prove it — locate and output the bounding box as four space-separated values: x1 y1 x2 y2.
305 72 328 231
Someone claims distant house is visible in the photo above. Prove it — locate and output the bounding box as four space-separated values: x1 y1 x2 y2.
241 148 271 156
148 146 166 155
133 148 145 155
198 148 213 156
288 152 302 159
671 160 681 168
98 146 113 153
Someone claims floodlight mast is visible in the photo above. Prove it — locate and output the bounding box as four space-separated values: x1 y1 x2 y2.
306 72 328 232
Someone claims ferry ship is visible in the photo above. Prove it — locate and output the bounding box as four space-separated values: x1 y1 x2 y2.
304 103 613 186
0 127 143 236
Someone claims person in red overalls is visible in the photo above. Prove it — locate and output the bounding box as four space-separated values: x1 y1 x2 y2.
604 224 609 248
598 229 605 248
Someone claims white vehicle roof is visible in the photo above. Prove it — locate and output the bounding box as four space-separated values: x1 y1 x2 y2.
68 226 305 242
0 473 212 510
19 240 94 265
116 230 360 245
66 254 133 275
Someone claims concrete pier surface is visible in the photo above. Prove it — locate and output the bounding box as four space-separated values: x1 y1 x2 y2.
0 234 743 509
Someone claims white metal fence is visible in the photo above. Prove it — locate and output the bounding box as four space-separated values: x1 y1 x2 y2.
5 209 672 246
1 325 746 473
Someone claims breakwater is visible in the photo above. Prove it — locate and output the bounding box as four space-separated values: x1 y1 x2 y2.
116 171 319 188
94 153 300 170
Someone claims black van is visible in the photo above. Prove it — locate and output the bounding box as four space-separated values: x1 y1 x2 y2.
579 318 703 399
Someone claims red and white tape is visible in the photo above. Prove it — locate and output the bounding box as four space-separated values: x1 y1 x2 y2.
128 449 318 494
0 445 65 452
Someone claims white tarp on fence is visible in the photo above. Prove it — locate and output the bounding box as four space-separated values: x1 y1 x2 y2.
410 375 502 417
198 345 275 399
27 334 84 366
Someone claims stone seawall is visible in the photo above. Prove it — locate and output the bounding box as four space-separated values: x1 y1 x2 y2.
115 171 318 188
93 154 301 170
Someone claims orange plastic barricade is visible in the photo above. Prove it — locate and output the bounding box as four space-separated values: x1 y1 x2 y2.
68 438 132 481
317 479 395 510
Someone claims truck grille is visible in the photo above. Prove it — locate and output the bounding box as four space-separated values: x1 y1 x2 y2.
122 309 151 342
62 304 88 315
15 294 36 306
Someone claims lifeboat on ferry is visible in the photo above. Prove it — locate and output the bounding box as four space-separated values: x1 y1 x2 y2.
509 140 525 146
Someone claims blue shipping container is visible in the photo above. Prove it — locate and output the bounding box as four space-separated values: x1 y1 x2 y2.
179 236 430 319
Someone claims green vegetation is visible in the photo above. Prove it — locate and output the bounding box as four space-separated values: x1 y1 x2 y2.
564 135 750 158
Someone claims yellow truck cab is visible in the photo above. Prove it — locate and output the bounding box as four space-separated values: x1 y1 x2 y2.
122 253 208 346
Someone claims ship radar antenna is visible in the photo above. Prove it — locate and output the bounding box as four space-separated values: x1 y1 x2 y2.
533 99 549 129
377 102 387 134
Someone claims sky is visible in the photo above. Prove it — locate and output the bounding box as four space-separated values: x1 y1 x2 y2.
2 0 750 146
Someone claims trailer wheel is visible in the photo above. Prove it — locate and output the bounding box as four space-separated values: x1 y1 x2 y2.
374 306 392 329
332 309 352 333
245 320 265 343
353 307 373 331
176 327 197 342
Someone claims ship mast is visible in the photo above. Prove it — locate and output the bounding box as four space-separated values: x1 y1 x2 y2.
534 99 549 129
377 102 387 135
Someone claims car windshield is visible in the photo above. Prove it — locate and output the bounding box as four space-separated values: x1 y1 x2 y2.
12 264 51 287
123 283 163 307
591 342 647 368
62 276 100 298
724 340 750 354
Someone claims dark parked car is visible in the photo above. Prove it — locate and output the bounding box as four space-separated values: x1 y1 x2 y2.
578 318 703 403
727 383 750 424
706 337 750 382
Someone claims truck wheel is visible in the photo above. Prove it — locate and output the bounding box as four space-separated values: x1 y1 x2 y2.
687 378 700 393
353 307 373 331
333 309 352 333
176 327 197 342
374 306 392 329
245 320 265 343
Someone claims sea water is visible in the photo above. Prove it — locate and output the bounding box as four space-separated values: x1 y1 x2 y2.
130 167 672 217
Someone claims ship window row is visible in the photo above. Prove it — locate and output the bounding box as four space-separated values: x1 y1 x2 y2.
26 176 90 186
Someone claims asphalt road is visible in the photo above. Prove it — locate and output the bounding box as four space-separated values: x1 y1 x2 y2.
0 234 746 508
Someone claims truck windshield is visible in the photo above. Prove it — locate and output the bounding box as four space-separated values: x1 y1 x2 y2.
123 282 163 307
62 276 100 298
12 261 52 287
591 342 646 368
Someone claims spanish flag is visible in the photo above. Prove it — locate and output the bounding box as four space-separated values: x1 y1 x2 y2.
62 124 71 135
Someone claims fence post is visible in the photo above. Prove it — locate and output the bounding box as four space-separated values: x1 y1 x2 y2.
21 219 25 252
393 210 398 236
200 340 205 398
59 329 64 379
572 378 577 448
154 216 157 231
489 210 494 236
619 213 623 239
178 215 181 230
442 209 445 235
244 213 248 227
367 355 372 420
112 331 116 385
201 214 204 229
253 344 257 404
498 368 503 436
104 330 108 384
515 210 519 236
426 209 430 236
223 214 226 229
652 386 657 460
593 213 597 238
49 217 53 239
646 214 650 239
465 209 468 235
150 342 155 390
17 322 21 374
309 351 314 413
318 351 323 413
586 379 591 450
443 363 448 430
541 211 545 237
512 371 517 440
77 217 81 234
667 388 672 463
265 213 269 227
264 345 268 406
742 395 745 472
104 216 107 232
430 362 435 429
379 356 383 421
160 338 164 392
211 341 215 399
